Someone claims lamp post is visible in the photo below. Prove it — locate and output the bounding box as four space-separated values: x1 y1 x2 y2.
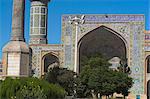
69 15 85 73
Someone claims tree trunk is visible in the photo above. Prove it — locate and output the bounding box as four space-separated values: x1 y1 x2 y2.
91 90 98 99
111 94 113 99
106 96 108 99
124 95 125 99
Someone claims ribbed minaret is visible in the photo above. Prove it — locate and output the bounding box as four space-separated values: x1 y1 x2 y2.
2 0 29 77
29 0 50 44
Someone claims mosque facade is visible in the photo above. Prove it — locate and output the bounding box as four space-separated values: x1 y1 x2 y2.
1 0 150 98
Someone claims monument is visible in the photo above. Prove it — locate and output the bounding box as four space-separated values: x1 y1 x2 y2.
2 0 29 77
1 0 150 98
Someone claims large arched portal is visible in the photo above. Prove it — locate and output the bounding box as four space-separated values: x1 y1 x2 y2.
42 53 59 75
78 26 127 72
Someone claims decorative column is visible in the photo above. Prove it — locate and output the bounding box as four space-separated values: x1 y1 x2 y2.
29 0 50 44
2 0 29 77
11 0 25 41
69 15 85 73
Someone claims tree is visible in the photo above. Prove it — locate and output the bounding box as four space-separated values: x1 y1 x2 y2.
80 53 110 71
76 55 112 98
112 71 133 98
44 66 75 96
76 54 133 99
87 67 117 98
0 77 66 99
118 59 131 74
75 65 92 98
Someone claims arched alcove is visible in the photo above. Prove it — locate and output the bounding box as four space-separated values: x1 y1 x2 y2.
78 26 127 72
42 53 59 75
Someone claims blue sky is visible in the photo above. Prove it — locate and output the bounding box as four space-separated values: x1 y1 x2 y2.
0 0 150 59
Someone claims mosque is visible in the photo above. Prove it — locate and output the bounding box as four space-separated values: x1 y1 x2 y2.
0 0 150 98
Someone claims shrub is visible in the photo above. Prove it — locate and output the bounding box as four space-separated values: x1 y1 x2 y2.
0 77 66 99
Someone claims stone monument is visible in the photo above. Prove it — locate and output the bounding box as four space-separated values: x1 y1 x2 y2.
2 0 29 77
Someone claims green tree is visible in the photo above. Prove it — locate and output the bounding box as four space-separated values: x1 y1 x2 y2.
80 53 110 70
76 54 112 98
76 54 133 99
75 66 92 98
112 71 133 98
0 77 66 99
44 67 75 96
118 59 131 74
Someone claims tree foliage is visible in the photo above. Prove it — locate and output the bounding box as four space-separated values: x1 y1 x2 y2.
44 66 75 96
0 77 66 99
76 54 133 98
117 59 131 74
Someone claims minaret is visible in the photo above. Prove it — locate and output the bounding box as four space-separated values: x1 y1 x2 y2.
29 0 50 44
2 0 29 77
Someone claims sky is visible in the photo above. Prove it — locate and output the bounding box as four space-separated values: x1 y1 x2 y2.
0 0 150 59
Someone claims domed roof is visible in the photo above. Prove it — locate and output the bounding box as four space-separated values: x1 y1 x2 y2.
2 41 29 53
108 57 121 63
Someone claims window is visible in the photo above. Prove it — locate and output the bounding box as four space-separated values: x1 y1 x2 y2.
41 8 45 13
30 28 33 34
31 8 33 14
34 7 39 13
41 15 46 27
34 15 39 27
30 15 33 27
0 63 2 73
33 28 39 34
40 28 46 34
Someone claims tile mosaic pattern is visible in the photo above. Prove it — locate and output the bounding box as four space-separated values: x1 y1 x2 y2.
62 14 145 95
30 45 63 77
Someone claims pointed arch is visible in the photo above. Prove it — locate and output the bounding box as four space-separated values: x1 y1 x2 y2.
41 53 59 75
77 25 127 72
78 25 128 51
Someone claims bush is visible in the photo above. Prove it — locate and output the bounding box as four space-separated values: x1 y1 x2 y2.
44 67 75 96
0 77 66 99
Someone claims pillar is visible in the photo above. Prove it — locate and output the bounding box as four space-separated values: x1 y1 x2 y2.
2 0 29 77
11 0 25 41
